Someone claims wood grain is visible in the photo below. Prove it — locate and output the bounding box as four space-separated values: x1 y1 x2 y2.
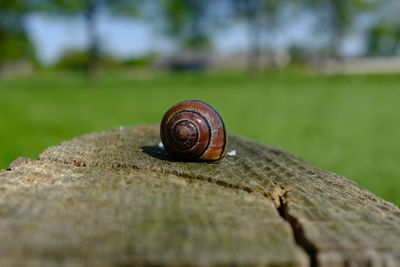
1 125 399 266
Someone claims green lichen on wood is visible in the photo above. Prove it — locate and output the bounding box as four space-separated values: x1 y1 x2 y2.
1 125 400 266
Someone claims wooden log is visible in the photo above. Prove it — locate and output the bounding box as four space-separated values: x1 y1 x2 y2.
1 125 399 266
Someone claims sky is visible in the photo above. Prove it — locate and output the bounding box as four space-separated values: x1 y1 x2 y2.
25 11 366 66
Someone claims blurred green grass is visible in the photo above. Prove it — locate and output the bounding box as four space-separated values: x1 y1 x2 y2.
1 71 399 206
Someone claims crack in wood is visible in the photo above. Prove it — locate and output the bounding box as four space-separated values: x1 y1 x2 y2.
277 191 318 267
42 157 316 266
32 126 400 266
141 167 319 267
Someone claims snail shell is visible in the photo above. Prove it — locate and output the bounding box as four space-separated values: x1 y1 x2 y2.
160 100 227 161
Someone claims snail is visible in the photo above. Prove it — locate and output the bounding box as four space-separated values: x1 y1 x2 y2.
160 100 227 161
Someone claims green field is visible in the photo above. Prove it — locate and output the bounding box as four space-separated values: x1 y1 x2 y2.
1 71 399 206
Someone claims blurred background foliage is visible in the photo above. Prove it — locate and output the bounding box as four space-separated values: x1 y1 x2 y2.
2 0 400 74
0 0 400 205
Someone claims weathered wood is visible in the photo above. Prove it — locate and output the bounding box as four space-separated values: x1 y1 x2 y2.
1 125 400 266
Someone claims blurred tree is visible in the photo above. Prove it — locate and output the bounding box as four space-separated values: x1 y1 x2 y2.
38 0 138 79
307 0 375 59
366 0 400 56
0 0 35 65
366 24 400 56
160 0 213 50
227 0 279 72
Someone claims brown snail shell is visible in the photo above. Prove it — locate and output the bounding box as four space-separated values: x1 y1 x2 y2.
160 100 227 161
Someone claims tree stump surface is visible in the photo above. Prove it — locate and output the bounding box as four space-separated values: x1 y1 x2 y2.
1 125 399 267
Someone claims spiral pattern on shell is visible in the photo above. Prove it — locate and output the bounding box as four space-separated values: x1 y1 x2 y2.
160 100 227 161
